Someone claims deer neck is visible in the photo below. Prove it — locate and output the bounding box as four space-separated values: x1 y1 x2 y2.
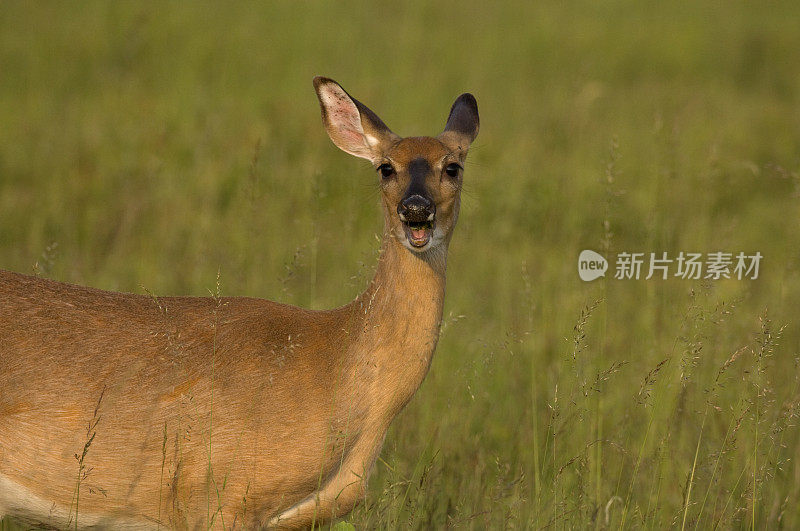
346 218 448 414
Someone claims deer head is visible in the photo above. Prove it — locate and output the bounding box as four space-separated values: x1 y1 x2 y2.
313 77 479 255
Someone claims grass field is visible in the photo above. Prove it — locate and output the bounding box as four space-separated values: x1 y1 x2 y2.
2 1 800 528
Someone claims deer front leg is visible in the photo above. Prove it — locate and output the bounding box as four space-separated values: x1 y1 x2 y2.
265 464 367 529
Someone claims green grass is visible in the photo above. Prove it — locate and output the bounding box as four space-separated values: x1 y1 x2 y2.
2 1 800 528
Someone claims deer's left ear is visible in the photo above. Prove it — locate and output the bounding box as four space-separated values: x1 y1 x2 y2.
313 76 399 162
438 93 479 153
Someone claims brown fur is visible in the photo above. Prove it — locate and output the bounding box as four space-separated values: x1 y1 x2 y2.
0 77 478 529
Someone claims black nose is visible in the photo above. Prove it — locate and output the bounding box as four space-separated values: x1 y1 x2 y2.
398 194 435 223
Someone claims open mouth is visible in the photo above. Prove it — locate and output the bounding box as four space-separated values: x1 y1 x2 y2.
402 219 434 248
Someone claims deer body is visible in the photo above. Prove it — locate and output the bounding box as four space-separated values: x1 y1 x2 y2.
0 78 478 529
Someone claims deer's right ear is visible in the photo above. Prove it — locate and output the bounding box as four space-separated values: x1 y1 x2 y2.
313 77 399 162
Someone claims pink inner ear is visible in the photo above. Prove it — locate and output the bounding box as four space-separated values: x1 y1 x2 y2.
336 124 366 147
320 84 366 149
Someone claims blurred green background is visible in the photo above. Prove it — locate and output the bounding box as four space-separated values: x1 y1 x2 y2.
1 1 799 528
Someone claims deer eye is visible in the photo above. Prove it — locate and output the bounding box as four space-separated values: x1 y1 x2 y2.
377 163 395 179
445 163 462 178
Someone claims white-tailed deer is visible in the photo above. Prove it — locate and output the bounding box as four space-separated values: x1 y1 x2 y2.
0 76 479 529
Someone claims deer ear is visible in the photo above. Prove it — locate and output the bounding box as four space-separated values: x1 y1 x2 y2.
438 93 479 152
313 77 399 162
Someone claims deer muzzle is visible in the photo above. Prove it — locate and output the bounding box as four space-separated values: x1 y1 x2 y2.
398 194 435 248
